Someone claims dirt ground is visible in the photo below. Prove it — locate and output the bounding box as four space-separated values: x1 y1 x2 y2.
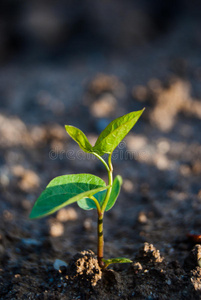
1 4 201 299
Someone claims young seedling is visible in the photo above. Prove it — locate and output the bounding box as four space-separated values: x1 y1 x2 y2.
30 109 144 269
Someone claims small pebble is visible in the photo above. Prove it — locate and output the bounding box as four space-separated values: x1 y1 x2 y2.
50 222 64 237
123 179 134 193
83 218 92 231
18 170 39 192
56 208 78 222
138 212 148 224
0 174 10 187
53 259 68 271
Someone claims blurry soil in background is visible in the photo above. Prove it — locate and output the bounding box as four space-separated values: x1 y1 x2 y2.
1 1 201 299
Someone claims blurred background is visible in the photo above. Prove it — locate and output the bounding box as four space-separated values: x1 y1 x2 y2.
1 0 201 274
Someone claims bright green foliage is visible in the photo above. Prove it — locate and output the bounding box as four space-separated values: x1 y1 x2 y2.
65 125 93 153
102 257 133 268
30 109 144 269
92 109 144 156
30 174 109 219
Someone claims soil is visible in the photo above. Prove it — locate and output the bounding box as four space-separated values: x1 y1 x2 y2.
1 5 201 300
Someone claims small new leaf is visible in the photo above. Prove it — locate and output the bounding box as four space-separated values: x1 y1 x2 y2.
30 174 109 219
77 198 97 210
93 109 145 156
65 125 93 153
102 257 133 268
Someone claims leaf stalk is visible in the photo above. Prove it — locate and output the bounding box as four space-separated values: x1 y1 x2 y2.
92 152 110 172
101 153 113 213
89 195 102 216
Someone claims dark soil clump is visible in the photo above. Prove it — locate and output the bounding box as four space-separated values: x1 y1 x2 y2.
66 250 102 287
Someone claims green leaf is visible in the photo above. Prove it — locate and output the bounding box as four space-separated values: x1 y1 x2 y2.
29 174 109 219
65 125 93 153
77 198 97 210
102 257 133 268
90 175 122 212
93 109 145 156
105 175 122 211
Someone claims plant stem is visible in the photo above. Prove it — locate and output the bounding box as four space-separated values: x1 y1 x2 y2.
92 152 113 268
89 195 105 267
97 211 104 268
